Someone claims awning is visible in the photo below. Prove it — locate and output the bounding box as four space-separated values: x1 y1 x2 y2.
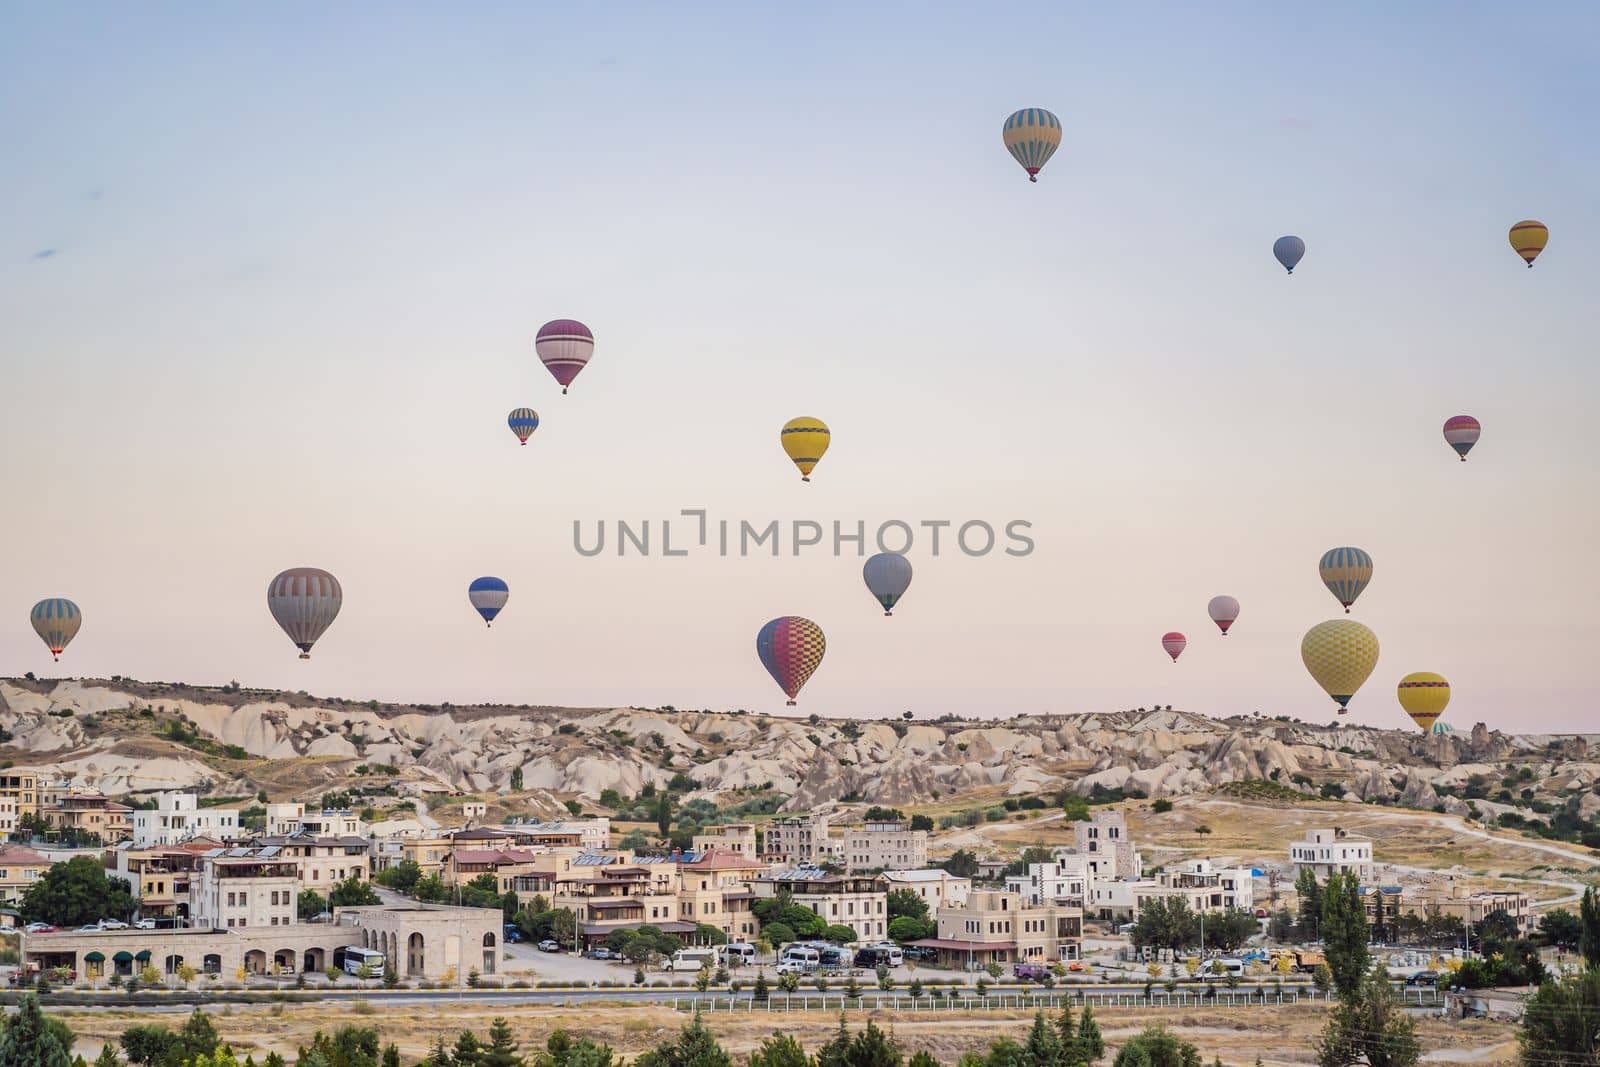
134 950 151 961
83 951 105 963
113 951 134 963
906 938 1018 952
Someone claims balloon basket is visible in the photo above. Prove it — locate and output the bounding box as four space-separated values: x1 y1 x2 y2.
786 700 797 706
299 653 311 660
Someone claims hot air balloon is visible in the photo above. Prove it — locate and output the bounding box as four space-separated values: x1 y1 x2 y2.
1002 109 1061 183
268 568 342 659
863 553 913 616
1301 619 1379 714
1273 236 1305 274
1430 720 1453 736
756 616 826 705
781 417 830 482
1397 671 1450 732
536 319 594 394
1207 596 1240 636
1442 415 1480 462
1318 547 1373 612
468 577 510 627
30 599 81 661
1161 632 1186 662
1508 220 1548 268
508 408 540 445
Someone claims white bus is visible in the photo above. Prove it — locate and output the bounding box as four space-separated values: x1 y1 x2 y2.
342 946 386 976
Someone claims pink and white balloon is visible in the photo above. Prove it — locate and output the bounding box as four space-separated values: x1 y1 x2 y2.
1443 415 1480 462
1207 595 1240 636
536 319 594 394
1161 632 1187 662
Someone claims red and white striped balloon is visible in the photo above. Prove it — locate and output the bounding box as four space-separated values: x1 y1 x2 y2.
1442 415 1480 462
1161 632 1187 662
1207 595 1240 636
536 319 594 394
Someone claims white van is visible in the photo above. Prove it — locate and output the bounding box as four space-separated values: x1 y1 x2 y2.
778 945 820 973
665 947 719 972
721 943 757 966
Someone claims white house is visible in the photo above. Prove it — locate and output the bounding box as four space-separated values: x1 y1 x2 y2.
881 868 971 909
1290 828 1373 882
1005 855 1090 907
131 793 240 847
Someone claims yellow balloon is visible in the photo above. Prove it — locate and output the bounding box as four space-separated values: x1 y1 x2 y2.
780 417 830 482
1301 620 1379 714
1397 672 1450 732
1509 220 1548 267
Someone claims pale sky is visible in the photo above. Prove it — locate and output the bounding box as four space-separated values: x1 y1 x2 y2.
2 4 1597 731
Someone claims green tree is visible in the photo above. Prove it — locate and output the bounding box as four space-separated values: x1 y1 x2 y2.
1537 908 1581 949
534 1032 617 1067
1581 888 1600 969
1022 1011 1067 1067
1314 968 1420 1067
329 876 381 909
451 1031 484 1067
178 1010 220 1064
19 857 136 927
747 1035 806 1067
509 768 524 791
814 1019 852 1067
886 890 929 922
1062 797 1091 823
846 1022 902 1067
941 850 980 879
374 861 422 895
632 1012 730 1067
95 1046 118 1067
1321 872 1370 999
1519 966 1600 1066
653 794 676 837
1075 1005 1105 1064
887 915 935 943
1296 867 1322 937
752 971 769 1002
0 995 71 1067
298 889 328 920
909 815 934 833
824 924 859 944
480 1020 523 1067
382 1049 399 1067
1110 1028 1198 1067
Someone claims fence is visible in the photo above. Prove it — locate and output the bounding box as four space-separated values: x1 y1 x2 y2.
672 987 1445 1014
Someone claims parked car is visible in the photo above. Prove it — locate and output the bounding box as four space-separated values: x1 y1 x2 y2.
902 946 938 962
586 947 614 960
76 924 102 933
1406 971 1439 987
1013 962 1051 981
775 960 809 976
133 919 157 930
98 919 128 930
538 939 562 953
23 923 55 934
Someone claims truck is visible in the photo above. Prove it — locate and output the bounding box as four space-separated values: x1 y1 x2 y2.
1287 950 1326 974
1013 962 1052 981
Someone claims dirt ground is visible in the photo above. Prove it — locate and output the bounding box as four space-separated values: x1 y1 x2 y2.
51 999 1519 1067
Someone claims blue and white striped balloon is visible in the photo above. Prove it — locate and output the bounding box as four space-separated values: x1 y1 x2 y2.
30 598 82 661
468 576 510 627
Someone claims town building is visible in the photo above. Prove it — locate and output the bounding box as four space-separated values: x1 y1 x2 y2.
373 834 452 877
1005 856 1090 907
493 818 611 851
0 845 50 906
692 823 758 856
843 821 928 873
765 812 832 863
1087 860 1254 920
0 773 41 833
21 902 500 981
910 889 1082 969
104 840 220 921
881 869 971 910
1290 828 1374 882
265 804 366 838
190 848 300 929
445 848 542 893
41 792 132 843
131 793 240 847
749 868 888 942
1069 810 1141 881
250 833 372 889
1401 883 1534 933
676 848 765 943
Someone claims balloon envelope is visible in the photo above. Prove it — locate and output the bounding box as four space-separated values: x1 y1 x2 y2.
756 616 826 705
30 598 81 661
1301 619 1379 712
1161 632 1186 662
469 576 510 626
863 553 913 615
508 407 540 445
1002 108 1062 182
1273 236 1305 274
1318 547 1373 612
1508 220 1548 267
1430 720 1453 736
536 320 594 393
1397 671 1450 732
1442 415 1480 462
268 568 342 659
781 417 830 481
1207 596 1239 635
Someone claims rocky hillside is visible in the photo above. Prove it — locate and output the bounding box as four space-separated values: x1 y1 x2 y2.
1 678 1595 825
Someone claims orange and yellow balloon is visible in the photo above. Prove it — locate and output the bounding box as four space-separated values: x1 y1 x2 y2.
1509 220 1548 268
1397 672 1450 733
781 417 830 482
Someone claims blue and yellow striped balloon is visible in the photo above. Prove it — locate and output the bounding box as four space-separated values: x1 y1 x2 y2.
1002 108 1062 183
1318 546 1373 613
30 598 82 661
508 407 539 446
